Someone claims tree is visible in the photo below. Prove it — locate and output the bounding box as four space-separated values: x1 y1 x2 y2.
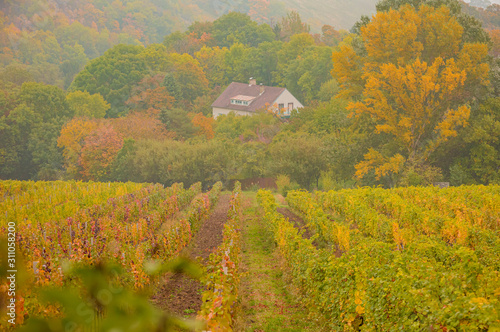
162 73 182 103
0 82 72 179
0 64 34 86
351 58 471 180
139 43 170 72
211 12 274 48
214 112 280 142
54 21 99 59
191 112 215 139
275 33 315 85
159 108 196 139
223 43 252 84
460 97 500 184
0 115 22 179
244 41 282 86
60 43 89 89
283 45 333 104
321 25 345 47
66 90 109 118
18 82 72 121
57 117 100 178
332 5 490 184
70 44 147 117
126 74 175 112
375 0 491 45
79 123 123 181
361 5 464 65
28 120 66 180
275 11 310 42
442 97 500 185
194 46 230 88
167 53 209 104
0 104 37 179
110 112 173 141
489 29 500 57
269 133 328 189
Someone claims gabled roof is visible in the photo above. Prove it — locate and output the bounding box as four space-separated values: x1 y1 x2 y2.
212 82 285 112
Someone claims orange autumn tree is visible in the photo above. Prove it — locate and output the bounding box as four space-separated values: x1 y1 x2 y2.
126 74 175 113
331 4 490 183
58 112 172 179
79 123 123 181
489 29 500 57
110 111 174 140
191 112 215 139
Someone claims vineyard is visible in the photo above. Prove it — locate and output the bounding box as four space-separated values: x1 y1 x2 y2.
259 185 500 331
0 179 247 330
1 180 500 331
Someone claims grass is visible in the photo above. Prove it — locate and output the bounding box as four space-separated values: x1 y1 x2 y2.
233 191 324 332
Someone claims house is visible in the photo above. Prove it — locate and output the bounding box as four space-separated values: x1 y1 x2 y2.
211 78 304 119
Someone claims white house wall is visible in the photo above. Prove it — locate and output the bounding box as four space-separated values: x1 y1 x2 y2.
271 89 304 115
212 107 254 119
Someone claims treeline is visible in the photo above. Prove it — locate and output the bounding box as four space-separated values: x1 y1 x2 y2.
1 0 499 190
0 9 344 186
0 0 289 89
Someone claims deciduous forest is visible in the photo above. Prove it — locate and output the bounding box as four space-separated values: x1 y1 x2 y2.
1 0 499 189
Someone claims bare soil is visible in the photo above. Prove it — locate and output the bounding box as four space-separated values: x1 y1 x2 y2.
151 194 230 318
277 207 313 240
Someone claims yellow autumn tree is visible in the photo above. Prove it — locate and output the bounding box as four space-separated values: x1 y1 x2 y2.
57 117 100 177
331 4 490 182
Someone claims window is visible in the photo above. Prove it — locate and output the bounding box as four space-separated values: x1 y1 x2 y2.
288 103 293 112
278 103 284 110
231 99 249 106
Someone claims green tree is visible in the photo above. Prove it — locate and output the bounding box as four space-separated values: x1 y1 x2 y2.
194 46 230 88
211 12 274 48
28 120 66 180
0 83 72 180
167 53 209 103
159 108 196 139
18 82 72 121
60 43 89 89
244 41 282 86
269 133 328 189
66 90 109 118
275 33 315 85
283 45 333 104
162 73 182 102
70 44 147 117
444 97 500 184
223 43 252 84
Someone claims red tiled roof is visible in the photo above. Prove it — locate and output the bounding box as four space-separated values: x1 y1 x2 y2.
211 82 285 112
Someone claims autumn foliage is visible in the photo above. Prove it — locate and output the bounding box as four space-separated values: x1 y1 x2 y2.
58 111 172 180
191 112 215 139
126 74 175 112
79 123 123 181
57 117 100 177
332 5 490 183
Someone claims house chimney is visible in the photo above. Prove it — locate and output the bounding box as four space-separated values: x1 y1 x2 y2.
249 77 256 86
259 83 264 94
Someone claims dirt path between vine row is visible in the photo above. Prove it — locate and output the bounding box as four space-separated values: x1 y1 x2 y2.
151 194 230 318
277 207 314 240
234 193 326 331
